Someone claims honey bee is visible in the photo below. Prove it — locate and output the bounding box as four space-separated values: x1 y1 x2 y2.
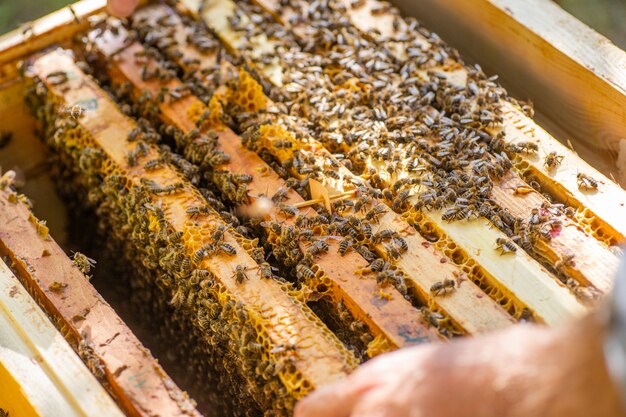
392 189 411 211
269 343 297 355
279 204 298 217
193 245 211 264
353 195 372 212
515 230 534 252
307 240 329 257
218 243 237 256
232 265 250 283
360 222 373 239
536 225 553 241
0 169 17 190
70 105 84 119
211 224 226 242
338 236 355 256
356 245 377 262
186 205 210 219
47 70 69 85
324 169 342 180
420 307 446 328
257 262 276 279
298 229 315 241
372 229 395 243
350 0 366 8
516 141 539 154
247 342 264 354
528 208 548 225
144 158 164 170
273 140 293 149
233 173 253 184
72 251 96 275
365 204 386 222
495 237 517 255
349 320 367 332
191 269 211 280
576 173 599 190
369 258 388 273
394 236 408 253
543 151 564 169
430 278 456 296
161 182 185 194
555 254 576 271
441 206 465 222
234 184 250 203
519 307 533 322
126 148 140 167
208 150 231 166
521 101 534 118
385 243 401 260
271 187 289 203
296 264 315 281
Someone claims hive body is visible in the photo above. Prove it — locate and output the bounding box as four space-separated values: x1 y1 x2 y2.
0 0 625 416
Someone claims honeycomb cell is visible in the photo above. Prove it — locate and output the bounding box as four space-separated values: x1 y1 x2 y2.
227 69 268 112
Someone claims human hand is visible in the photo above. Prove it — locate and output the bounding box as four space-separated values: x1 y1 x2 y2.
295 315 624 417
107 0 139 17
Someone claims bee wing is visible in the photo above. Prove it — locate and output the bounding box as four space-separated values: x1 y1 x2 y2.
317 235 342 241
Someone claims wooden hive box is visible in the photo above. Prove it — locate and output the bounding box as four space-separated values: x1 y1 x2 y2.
0 0 625 416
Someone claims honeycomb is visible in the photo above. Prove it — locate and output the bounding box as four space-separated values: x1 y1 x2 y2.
402 208 529 320
227 69 268 112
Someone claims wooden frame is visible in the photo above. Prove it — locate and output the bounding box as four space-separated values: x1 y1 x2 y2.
0 188 202 417
0 256 125 417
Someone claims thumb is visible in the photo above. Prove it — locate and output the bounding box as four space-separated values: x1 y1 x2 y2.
107 0 139 17
294 378 375 417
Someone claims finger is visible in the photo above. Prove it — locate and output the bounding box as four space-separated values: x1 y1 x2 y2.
107 0 139 17
294 379 371 417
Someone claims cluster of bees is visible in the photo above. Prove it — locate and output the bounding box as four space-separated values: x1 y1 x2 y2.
17 0 611 415
25 68 333 416
221 0 603 299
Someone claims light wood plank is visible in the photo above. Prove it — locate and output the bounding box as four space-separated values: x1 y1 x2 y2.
0 257 125 417
0 186 203 417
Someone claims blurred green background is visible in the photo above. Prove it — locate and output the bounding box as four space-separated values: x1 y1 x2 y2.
0 0 73 35
0 0 625 50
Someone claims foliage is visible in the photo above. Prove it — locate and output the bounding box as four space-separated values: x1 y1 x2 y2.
0 0 73 36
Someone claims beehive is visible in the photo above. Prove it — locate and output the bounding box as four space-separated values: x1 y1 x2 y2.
0 0 625 416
